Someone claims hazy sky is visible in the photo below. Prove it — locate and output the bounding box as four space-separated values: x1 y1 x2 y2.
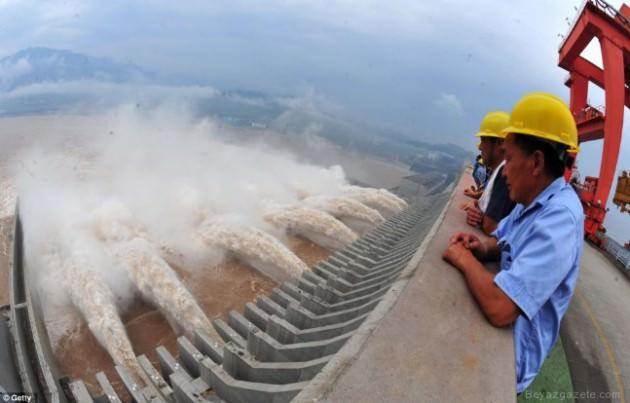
0 0 628 240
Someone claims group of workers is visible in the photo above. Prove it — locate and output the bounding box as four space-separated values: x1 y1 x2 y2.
442 92 585 394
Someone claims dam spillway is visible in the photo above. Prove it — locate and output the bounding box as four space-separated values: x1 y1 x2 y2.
1 177 454 402
7 170 628 403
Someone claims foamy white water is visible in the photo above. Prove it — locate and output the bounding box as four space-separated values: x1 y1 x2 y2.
264 206 358 250
89 200 220 341
0 175 16 219
198 216 308 282
42 249 144 383
379 188 408 210
107 238 220 341
342 186 406 217
303 195 385 225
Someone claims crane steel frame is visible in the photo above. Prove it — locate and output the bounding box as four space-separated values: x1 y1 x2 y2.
559 0 630 243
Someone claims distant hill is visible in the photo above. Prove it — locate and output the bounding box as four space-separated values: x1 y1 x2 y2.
0 47 155 92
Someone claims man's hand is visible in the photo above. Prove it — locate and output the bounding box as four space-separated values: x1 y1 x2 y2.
443 233 519 328
466 205 483 228
464 185 483 199
463 185 479 198
449 232 488 260
442 241 475 272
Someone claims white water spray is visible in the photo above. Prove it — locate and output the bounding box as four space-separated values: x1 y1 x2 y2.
0 172 16 219
90 201 220 342
105 238 220 341
303 195 385 224
264 206 358 250
197 216 308 283
42 248 144 383
342 186 407 217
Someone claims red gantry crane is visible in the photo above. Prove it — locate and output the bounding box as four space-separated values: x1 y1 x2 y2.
559 0 630 245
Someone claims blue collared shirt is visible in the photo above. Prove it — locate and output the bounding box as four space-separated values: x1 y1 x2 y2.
472 160 487 188
492 177 584 393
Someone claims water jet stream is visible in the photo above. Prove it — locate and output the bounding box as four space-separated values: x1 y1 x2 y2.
264 206 358 251
197 217 309 283
342 186 407 217
43 249 145 384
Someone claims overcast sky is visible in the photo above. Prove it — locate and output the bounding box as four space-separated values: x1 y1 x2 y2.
0 0 628 240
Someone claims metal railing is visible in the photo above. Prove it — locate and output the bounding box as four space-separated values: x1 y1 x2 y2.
574 104 605 123
559 0 630 49
593 0 630 31
603 236 630 271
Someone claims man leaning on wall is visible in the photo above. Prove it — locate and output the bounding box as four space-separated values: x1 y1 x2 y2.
443 92 585 394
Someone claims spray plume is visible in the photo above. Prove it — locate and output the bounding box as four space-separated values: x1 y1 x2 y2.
90 201 221 342
264 206 358 250
197 215 308 283
0 175 16 219
42 246 145 384
4 107 363 363
342 186 407 217
106 238 220 341
303 195 385 225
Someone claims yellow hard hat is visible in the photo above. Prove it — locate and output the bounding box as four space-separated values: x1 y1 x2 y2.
502 92 579 153
475 111 510 138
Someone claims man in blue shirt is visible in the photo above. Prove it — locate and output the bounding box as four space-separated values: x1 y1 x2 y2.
442 92 584 393
472 154 487 189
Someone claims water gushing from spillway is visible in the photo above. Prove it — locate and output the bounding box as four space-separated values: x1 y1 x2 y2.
0 107 423 403
41 247 145 384
105 238 220 341
264 206 358 251
91 201 221 342
197 216 309 283
342 186 407 217
383 189 408 210
303 195 385 225
0 172 16 220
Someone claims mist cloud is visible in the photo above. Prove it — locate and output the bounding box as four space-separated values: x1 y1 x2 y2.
0 57 31 83
6 104 356 305
434 92 464 117
0 80 220 100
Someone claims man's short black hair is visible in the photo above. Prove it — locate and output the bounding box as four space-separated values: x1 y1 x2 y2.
511 133 572 179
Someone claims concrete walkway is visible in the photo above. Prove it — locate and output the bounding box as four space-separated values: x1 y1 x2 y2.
562 242 630 403
296 172 516 402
